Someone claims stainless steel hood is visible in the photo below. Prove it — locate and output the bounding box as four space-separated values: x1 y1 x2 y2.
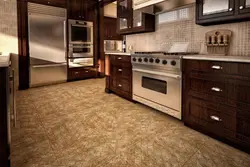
134 0 195 14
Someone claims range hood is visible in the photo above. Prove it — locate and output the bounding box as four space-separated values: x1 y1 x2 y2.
134 0 195 14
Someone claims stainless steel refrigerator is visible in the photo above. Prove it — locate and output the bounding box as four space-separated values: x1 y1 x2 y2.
28 3 67 87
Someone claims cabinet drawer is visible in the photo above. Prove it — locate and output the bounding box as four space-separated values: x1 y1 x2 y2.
187 74 250 106
111 77 131 93
112 65 132 79
110 55 131 66
185 60 250 77
68 68 96 80
185 97 236 137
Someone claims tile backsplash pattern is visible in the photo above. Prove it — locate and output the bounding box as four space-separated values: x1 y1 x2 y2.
0 0 18 54
126 5 250 56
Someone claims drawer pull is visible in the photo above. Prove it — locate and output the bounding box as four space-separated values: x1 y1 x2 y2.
75 72 79 74
210 115 222 122
211 87 222 92
118 57 122 60
118 84 122 87
211 65 223 70
85 71 89 73
118 69 122 72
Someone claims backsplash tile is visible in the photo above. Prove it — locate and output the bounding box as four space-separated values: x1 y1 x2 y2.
126 5 250 57
0 0 18 54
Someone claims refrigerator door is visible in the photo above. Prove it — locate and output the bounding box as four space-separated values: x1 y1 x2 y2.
28 7 67 87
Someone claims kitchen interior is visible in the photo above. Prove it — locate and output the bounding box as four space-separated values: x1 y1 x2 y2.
1 0 250 166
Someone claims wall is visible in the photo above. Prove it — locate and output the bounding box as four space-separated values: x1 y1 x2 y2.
126 5 250 56
0 0 18 54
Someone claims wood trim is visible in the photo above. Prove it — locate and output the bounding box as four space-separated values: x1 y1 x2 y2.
17 0 30 90
98 6 105 77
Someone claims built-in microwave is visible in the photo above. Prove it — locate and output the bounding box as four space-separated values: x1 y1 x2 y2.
68 19 93 44
68 43 93 58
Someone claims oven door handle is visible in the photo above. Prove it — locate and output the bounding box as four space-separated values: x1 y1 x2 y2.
133 69 181 79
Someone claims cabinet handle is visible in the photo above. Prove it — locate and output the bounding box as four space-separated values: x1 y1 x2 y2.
211 87 222 92
239 6 244 10
229 8 233 11
118 69 122 72
75 72 79 74
210 115 222 122
118 84 122 87
48 1 50 4
85 70 89 73
211 65 223 70
118 57 122 60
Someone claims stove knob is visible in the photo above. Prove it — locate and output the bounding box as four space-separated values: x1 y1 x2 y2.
144 58 148 62
132 58 136 62
138 58 142 62
162 60 168 65
171 60 177 66
149 58 154 63
155 59 160 63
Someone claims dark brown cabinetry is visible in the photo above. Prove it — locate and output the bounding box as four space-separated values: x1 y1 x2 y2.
105 54 132 100
0 67 10 167
68 67 97 81
117 0 155 35
104 17 123 40
67 0 97 21
196 0 250 25
183 59 250 153
28 0 66 8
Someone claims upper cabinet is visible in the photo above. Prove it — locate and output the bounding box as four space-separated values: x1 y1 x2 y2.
68 0 97 21
117 0 155 35
196 0 250 25
28 0 66 8
104 17 123 40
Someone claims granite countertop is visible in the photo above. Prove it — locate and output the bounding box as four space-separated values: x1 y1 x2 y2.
182 54 250 63
105 52 132 56
0 52 11 67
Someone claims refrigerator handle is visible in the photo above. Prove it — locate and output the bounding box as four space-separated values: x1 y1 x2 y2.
64 20 67 53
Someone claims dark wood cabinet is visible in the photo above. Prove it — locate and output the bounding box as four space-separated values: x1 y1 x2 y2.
105 54 132 100
67 0 97 21
0 67 10 167
117 0 155 35
104 17 123 40
196 0 250 25
183 59 250 153
68 67 97 81
28 0 66 8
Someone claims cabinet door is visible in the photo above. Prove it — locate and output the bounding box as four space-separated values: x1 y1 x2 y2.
82 0 97 21
238 0 250 14
117 0 132 31
68 0 82 20
197 0 235 20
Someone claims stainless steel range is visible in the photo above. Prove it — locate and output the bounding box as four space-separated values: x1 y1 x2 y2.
131 52 197 120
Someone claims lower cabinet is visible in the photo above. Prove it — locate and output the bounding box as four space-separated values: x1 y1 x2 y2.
105 54 132 100
68 67 97 81
183 59 250 153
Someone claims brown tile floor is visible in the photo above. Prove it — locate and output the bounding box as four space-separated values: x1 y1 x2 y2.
11 79 250 167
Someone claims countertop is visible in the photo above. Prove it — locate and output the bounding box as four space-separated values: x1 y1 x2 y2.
105 52 132 56
182 54 250 63
0 52 11 67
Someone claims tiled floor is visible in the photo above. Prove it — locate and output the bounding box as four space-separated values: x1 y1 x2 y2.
12 79 250 167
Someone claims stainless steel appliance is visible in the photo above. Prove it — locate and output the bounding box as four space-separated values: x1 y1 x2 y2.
28 3 67 87
68 44 93 58
131 52 196 120
104 40 123 52
68 19 93 44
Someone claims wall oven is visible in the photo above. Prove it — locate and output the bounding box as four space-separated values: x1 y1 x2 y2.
68 19 93 44
68 44 93 58
133 68 182 119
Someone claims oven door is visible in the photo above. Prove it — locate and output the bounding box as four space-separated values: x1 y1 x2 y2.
69 24 93 44
133 68 181 112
